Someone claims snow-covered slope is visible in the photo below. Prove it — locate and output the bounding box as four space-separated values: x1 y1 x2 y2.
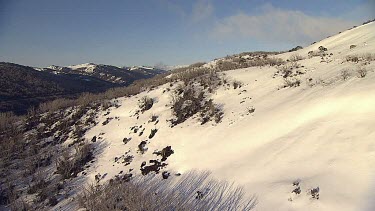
280 22 375 60
68 63 97 73
60 22 375 211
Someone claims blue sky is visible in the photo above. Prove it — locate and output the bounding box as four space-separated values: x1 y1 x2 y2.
0 0 374 67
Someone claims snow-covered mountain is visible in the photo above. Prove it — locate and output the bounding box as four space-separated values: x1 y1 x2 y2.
70 22 374 210
2 21 375 211
38 63 166 85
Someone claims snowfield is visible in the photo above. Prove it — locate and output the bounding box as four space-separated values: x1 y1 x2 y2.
57 22 375 211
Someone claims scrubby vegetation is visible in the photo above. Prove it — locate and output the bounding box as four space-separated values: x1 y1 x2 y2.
341 69 351 81
289 54 304 62
138 96 154 112
0 100 114 209
346 53 375 63
56 142 93 179
357 67 367 78
170 83 223 126
283 77 301 88
78 171 257 211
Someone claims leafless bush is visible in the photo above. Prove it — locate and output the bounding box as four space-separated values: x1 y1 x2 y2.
262 57 285 66
346 54 375 63
170 85 204 125
276 62 300 78
200 100 224 125
318 46 328 52
346 55 359 63
38 98 76 113
0 112 17 132
278 66 293 78
196 71 222 93
246 107 255 114
283 78 301 88
56 142 93 179
362 53 375 61
289 54 304 62
308 50 326 58
78 171 257 211
232 80 243 89
9 197 31 211
171 67 214 85
188 62 206 69
357 67 367 78
341 69 351 80
138 96 154 112
170 85 223 126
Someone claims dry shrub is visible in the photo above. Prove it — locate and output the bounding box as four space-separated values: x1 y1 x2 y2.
341 69 351 80
277 62 300 78
232 80 243 89
346 55 359 63
363 53 375 61
138 96 154 112
346 54 375 63
357 67 367 78
56 142 93 179
170 85 222 126
289 54 304 62
78 171 257 211
171 67 214 85
0 112 17 132
170 85 204 125
283 77 301 88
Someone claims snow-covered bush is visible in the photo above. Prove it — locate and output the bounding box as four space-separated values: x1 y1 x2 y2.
289 54 304 62
346 55 359 63
357 67 367 78
283 77 301 88
276 62 301 78
341 69 351 80
346 54 375 63
138 96 154 112
318 46 328 52
363 53 375 61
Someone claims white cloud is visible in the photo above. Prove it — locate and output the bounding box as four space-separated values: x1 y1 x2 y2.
211 4 356 45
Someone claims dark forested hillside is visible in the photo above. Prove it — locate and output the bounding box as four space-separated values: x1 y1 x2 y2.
0 62 165 114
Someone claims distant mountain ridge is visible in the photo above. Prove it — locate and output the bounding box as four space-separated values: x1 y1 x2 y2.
0 62 166 114
38 63 165 85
